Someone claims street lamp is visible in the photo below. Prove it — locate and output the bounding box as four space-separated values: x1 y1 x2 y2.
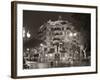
69 32 77 37
23 27 31 39
73 33 77 37
40 43 44 47
23 27 26 38
27 48 30 51
27 31 31 38
69 32 73 37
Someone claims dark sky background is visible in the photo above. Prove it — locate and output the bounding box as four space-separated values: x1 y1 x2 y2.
23 10 91 54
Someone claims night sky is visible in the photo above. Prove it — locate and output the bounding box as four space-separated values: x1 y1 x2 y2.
23 10 91 54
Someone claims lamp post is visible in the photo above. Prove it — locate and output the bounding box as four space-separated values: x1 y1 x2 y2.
23 27 31 63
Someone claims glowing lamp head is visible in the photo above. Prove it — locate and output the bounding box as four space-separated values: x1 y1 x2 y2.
69 32 73 37
27 31 31 38
49 54 53 57
73 33 77 36
27 48 29 51
40 43 44 47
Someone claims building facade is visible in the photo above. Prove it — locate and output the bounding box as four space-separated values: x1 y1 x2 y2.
36 18 85 66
